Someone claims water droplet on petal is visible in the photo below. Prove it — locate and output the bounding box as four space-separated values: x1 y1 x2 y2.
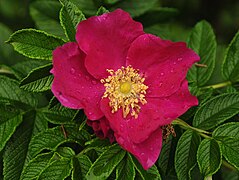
177 57 183 61
141 153 145 156
173 61 177 65
160 72 164 76
70 68 76 74
92 80 97 85
117 137 124 145
85 76 90 80
159 82 163 87
170 69 174 73
78 73 82 77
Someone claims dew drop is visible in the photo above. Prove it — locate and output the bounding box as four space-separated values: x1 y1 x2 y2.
173 61 177 65
70 68 76 74
170 69 174 73
92 80 97 85
85 76 90 80
160 72 164 76
141 153 145 156
177 57 183 61
78 73 82 77
159 82 163 87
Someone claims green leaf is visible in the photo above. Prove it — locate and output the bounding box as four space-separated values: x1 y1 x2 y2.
193 93 239 130
0 76 38 107
0 114 22 152
7 29 65 60
188 164 204 180
29 125 89 158
30 0 65 38
69 0 98 15
12 60 50 80
175 130 201 180
131 154 161 180
96 6 109 16
40 103 78 124
56 147 75 158
110 0 158 17
85 144 126 180
213 123 239 170
157 135 177 176
3 110 48 180
20 152 55 180
28 127 73 158
38 158 73 180
116 153 135 180
20 63 53 92
72 155 92 180
187 20 216 86
222 31 239 82
60 0 86 42
197 139 222 177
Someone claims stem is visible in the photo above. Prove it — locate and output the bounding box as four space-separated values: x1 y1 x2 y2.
203 81 232 89
222 160 237 171
172 118 211 138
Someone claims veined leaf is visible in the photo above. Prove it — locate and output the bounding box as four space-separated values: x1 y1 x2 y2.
0 76 38 107
20 63 53 92
222 31 239 82
116 153 135 180
12 60 49 80
69 0 98 15
28 125 90 158
60 0 86 42
197 139 222 177
72 155 92 180
30 0 65 38
175 130 201 180
3 110 47 180
96 6 109 16
85 144 126 180
0 114 22 152
193 93 239 130
131 155 161 180
38 158 73 180
157 135 177 176
7 29 65 60
213 123 239 170
187 20 216 86
20 152 55 180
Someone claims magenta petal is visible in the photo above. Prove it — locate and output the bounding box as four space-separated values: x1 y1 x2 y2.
100 80 197 143
116 127 162 170
76 9 144 79
126 34 200 97
51 42 104 120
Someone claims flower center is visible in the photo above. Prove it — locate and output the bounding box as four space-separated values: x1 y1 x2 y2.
120 81 131 94
101 66 148 119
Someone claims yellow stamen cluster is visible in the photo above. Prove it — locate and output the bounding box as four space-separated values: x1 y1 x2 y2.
101 66 148 119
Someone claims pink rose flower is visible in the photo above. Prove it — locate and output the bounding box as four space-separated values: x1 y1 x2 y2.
51 9 199 170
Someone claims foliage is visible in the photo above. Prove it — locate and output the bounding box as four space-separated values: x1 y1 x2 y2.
0 0 239 179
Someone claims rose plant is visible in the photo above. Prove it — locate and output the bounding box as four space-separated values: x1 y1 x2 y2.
0 0 239 180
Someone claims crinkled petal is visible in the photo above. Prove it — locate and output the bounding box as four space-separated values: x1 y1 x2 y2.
126 34 200 97
87 117 115 143
100 80 198 143
116 127 162 170
51 42 104 120
76 9 144 79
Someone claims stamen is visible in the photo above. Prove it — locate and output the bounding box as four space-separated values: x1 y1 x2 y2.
101 66 148 118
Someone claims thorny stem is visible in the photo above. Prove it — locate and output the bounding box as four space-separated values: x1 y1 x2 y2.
202 81 232 89
172 118 211 139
